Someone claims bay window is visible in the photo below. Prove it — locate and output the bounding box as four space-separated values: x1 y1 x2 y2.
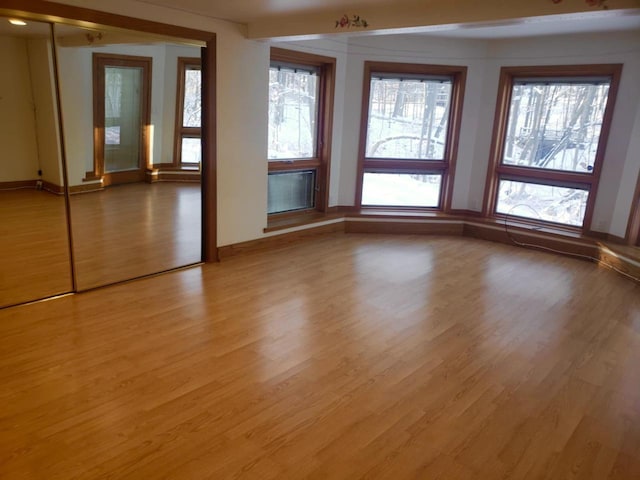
485 64 622 230
267 48 335 216
356 62 467 210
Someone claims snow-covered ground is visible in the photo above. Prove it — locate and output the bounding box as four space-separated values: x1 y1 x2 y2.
496 180 587 226
362 173 441 207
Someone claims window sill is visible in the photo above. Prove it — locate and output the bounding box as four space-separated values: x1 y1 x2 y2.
347 208 449 219
264 211 344 233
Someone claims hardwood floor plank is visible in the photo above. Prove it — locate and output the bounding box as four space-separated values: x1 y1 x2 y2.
0 234 639 479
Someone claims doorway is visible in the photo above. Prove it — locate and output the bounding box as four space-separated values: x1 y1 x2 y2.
90 53 151 186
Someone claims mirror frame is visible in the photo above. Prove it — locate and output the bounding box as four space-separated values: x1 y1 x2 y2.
0 0 218 270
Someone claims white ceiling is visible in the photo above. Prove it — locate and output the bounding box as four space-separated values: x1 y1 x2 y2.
415 9 640 39
135 0 415 23
2 1 638 41
133 0 640 40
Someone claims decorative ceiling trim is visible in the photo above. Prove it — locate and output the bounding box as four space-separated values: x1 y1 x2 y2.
335 14 369 29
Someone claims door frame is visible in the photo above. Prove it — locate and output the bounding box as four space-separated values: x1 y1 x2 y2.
89 53 152 187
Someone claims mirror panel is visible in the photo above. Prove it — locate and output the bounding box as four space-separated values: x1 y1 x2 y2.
54 24 202 290
0 17 72 308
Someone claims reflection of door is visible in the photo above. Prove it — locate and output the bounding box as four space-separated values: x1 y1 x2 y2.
90 54 151 186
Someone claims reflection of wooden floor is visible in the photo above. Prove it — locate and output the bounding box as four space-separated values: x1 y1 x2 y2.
1 234 639 478
0 188 71 308
70 182 201 290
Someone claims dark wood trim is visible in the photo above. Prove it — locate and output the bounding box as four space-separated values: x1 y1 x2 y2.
496 165 593 187
355 61 467 211
146 171 201 183
92 53 152 185
264 212 344 233
463 221 598 258
449 208 482 217
268 47 336 214
268 159 321 171
219 222 344 260
482 66 513 217
597 246 640 282
585 229 627 245
483 63 623 233
362 159 447 172
0 180 38 190
582 64 623 232
0 0 213 42
0 180 65 196
42 180 64 195
201 44 217 262
625 160 640 246
442 65 466 213
69 183 104 194
345 219 463 236
173 57 201 167
270 47 334 68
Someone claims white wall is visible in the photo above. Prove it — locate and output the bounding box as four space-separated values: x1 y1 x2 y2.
0 36 39 183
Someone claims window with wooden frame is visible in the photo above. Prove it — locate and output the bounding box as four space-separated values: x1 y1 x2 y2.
356 62 466 210
484 64 622 230
626 172 640 246
174 57 202 167
267 48 335 216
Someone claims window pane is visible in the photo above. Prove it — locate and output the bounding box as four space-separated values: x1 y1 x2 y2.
268 67 318 160
362 173 441 207
366 78 452 160
183 67 201 128
503 82 610 173
268 170 315 214
181 137 201 164
496 179 588 227
104 66 142 173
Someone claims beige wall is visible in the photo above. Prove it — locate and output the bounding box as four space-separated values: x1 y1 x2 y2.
27 37 63 187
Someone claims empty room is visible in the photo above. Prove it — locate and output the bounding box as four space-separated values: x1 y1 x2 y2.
1 0 639 478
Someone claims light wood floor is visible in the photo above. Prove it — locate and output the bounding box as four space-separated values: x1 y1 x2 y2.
70 182 201 290
0 183 201 308
0 189 71 308
1 234 639 479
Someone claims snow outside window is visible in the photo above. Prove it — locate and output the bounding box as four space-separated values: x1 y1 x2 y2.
268 66 319 160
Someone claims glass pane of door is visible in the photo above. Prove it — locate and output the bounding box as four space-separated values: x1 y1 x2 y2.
104 66 142 172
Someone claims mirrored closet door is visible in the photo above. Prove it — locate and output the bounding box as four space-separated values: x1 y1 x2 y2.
0 5 209 307
0 17 72 308
53 23 203 290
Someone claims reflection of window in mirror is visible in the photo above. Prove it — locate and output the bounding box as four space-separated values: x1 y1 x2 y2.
174 57 202 168
54 24 204 290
